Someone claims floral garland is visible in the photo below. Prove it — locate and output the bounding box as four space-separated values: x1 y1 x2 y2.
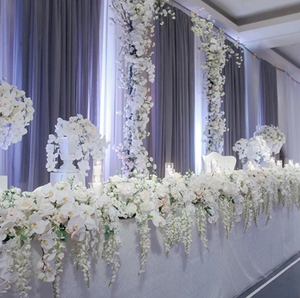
0 181 120 298
0 80 35 150
191 12 242 154
2 166 300 296
233 136 271 165
111 0 174 178
254 125 285 155
46 115 108 176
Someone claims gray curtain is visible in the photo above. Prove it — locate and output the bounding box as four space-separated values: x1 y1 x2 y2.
0 0 101 190
223 40 246 169
259 59 279 126
150 7 195 177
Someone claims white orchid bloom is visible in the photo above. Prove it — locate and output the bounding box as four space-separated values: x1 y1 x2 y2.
29 214 49 235
149 211 166 227
55 189 75 205
0 221 15 240
60 202 79 218
71 226 86 242
39 233 57 251
40 183 56 198
42 253 57 282
66 215 85 235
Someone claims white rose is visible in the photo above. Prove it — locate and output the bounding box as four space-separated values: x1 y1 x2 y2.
74 189 88 203
140 200 155 212
126 202 137 214
110 175 126 184
16 197 35 211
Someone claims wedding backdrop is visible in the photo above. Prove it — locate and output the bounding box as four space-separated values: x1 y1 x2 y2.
1 0 300 298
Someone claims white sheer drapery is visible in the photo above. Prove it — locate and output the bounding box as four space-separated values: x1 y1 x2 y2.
194 37 207 173
0 0 22 179
277 70 300 163
244 50 260 138
99 0 124 179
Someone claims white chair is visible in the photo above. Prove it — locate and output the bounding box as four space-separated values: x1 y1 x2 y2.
202 152 236 173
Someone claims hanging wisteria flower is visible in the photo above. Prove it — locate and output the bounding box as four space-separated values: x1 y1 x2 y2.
254 125 285 154
233 136 271 165
0 80 35 150
191 11 243 154
46 115 108 176
0 188 32 298
102 174 170 273
111 0 174 178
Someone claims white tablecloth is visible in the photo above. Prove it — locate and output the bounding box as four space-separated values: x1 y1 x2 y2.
5 205 300 298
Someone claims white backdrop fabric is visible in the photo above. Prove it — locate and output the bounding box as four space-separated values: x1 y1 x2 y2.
277 70 300 163
99 0 124 179
244 50 260 138
194 36 207 174
4 206 300 298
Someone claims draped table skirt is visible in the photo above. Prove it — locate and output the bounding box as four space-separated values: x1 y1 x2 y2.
4 205 300 298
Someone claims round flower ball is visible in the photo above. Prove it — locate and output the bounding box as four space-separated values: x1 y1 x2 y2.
0 80 34 149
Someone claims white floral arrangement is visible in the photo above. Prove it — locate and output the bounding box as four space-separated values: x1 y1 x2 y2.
0 80 35 150
2 166 300 297
111 0 174 178
102 174 168 273
254 125 285 155
46 115 108 176
0 181 120 297
233 136 271 165
191 11 242 154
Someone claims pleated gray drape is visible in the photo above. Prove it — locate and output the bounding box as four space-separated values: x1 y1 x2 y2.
223 40 246 169
259 59 279 126
0 0 101 190
150 7 195 177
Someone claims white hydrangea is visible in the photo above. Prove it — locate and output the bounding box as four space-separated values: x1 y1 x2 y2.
0 80 34 149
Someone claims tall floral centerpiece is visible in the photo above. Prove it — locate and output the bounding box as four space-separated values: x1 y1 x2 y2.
0 80 34 150
0 80 34 190
254 125 285 155
233 136 271 167
46 115 108 180
111 0 174 178
191 12 242 154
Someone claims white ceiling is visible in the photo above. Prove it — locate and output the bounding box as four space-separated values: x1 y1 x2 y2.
202 0 300 23
274 44 300 69
178 0 300 70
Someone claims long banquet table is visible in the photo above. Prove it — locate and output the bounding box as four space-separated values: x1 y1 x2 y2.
4 204 300 298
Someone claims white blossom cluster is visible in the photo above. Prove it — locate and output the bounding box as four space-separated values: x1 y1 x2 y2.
0 80 34 150
111 0 174 178
191 11 243 154
102 174 168 273
254 125 285 155
46 115 108 176
233 136 271 165
1 166 300 296
0 181 119 297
